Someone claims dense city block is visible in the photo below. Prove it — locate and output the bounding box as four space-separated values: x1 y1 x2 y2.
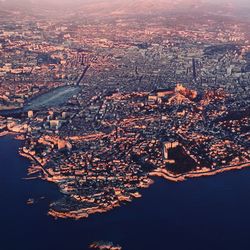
0 0 249 219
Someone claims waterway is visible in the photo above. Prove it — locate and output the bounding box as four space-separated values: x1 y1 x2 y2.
1 135 250 250
0 85 80 116
24 85 80 111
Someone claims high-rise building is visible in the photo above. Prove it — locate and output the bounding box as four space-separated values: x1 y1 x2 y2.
28 110 33 118
62 112 67 119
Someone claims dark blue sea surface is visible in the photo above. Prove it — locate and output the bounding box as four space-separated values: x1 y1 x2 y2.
0 135 250 250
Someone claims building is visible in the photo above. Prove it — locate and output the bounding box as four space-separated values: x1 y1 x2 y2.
28 110 34 118
163 141 179 160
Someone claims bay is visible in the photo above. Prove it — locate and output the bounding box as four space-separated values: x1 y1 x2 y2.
0 135 250 250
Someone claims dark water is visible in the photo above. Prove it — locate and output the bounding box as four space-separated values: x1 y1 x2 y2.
0 135 250 250
0 86 80 116
24 86 80 111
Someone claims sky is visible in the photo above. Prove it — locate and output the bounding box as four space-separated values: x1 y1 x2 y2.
0 0 249 3
0 0 249 9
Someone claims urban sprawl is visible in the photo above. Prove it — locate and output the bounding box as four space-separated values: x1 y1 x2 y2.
0 9 249 219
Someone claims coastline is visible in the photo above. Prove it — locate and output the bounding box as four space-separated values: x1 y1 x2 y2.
150 162 250 182
1 132 250 250
16 139 250 219
0 131 11 137
1 130 250 185
1 131 250 220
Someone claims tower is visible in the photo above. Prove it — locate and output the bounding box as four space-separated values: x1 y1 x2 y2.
192 58 197 81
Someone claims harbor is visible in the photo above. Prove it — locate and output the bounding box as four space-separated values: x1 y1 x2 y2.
0 85 80 116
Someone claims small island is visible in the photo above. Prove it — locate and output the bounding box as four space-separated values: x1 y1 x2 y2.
90 241 122 250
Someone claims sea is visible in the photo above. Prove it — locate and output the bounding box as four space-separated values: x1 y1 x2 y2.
0 135 250 250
